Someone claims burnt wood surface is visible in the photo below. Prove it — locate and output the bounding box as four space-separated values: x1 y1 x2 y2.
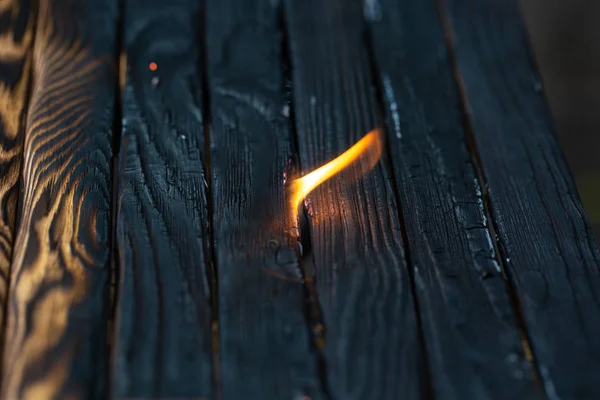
0 0 597 398
441 0 600 398
367 1 539 399
206 0 324 398
111 0 213 397
0 0 35 343
285 0 424 398
0 0 118 398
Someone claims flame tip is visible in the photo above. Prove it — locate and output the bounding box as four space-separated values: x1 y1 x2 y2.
286 130 384 227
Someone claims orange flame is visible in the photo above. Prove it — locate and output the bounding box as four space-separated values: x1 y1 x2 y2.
287 129 384 230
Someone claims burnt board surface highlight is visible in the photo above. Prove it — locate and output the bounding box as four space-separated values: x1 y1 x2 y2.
206 0 324 398
367 0 539 399
441 0 600 398
111 0 213 397
1 0 118 398
285 0 424 398
0 0 35 341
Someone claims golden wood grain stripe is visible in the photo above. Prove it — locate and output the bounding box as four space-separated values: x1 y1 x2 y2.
1 0 113 398
0 0 35 349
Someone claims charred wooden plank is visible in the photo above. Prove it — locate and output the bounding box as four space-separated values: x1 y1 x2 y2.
440 0 600 397
206 0 324 398
366 0 540 398
0 0 118 398
285 0 424 397
111 0 213 397
0 0 35 343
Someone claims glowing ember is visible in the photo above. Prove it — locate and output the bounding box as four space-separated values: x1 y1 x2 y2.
286 129 384 232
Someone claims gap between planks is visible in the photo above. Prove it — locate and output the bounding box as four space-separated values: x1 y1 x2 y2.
198 0 222 396
279 5 333 397
108 0 125 386
361 11 436 400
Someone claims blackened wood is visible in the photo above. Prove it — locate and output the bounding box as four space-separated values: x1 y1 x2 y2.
1 0 117 398
442 0 600 398
0 0 35 343
111 0 213 397
285 0 423 398
206 0 324 398
366 1 540 398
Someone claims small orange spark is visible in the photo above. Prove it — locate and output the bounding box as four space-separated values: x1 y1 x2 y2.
286 129 383 233
149 62 158 71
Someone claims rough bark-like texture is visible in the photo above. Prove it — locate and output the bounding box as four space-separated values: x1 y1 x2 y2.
207 0 324 398
1 0 117 398
285 0 423 398
111 0 213 397
442 0 600 398
366 0 540 398
0 0 35 342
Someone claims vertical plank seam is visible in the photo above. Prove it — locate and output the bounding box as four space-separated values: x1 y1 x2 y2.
107 0 125 395
434 0 548 398
198 0 221 397
361 10 435 400
279 4 333 398
0 0 39 386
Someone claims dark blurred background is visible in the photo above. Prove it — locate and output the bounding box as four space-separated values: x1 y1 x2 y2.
520 0 600 241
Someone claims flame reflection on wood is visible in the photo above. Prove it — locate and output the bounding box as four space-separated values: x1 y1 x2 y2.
0 0 34 351
1 0 116 398
286 128 383 230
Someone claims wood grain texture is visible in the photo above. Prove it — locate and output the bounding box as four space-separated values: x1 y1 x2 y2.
1 0 118 398
206 0 324 398
285 0 423 398
111 0 213 397
0 0 35 340
441 0 600 398
366 1 540 398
